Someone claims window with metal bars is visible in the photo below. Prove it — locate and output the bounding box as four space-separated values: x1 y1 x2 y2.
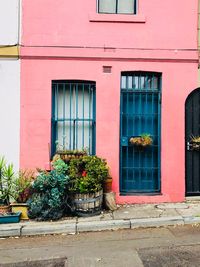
98 0 137 14
51 81 96 156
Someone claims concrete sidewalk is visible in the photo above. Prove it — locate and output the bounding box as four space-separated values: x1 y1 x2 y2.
1 200 200 238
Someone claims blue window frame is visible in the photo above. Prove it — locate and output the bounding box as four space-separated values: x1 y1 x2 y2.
98 0 137 14
51 80 96 156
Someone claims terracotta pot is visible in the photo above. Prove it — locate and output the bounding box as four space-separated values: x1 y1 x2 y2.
0 205 10 214
103 177 112 193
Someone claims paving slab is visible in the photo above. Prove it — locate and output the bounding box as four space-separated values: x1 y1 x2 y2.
77 212 113 222
175 203 200 217
113 205 161 220
77 219 130 232
131 216 184 228
21 221 76 236
0 224 22 237
158 208 179 217
156 203 189 209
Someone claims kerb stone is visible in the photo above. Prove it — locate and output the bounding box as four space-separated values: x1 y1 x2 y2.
131 216 184 228
0 257 67 267
0 225 21 237
183 216 200 225
21 222 76 236
77 219 130 232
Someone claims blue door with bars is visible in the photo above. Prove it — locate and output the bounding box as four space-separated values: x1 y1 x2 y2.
51 80 96 156
120 72 161 194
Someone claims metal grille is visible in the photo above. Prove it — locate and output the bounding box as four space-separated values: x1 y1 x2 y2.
51 81 96 155
120 72 161 194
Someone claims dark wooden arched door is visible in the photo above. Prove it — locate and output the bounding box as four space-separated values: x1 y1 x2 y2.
185 88 200 196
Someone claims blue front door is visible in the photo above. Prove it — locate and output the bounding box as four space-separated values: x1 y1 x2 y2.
120 72 161 194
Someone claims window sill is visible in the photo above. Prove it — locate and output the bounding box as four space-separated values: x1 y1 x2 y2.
89 13 146 23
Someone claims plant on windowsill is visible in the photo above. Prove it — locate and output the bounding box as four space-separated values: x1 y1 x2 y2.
53 140 88 163
53 149 88 163
190 135 200 151
11 170 35 220
129 134 153 148
67 155 109 216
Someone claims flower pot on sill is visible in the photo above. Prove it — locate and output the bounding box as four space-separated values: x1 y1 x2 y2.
11 203 29 220
54 150 87 163
0 212 21 224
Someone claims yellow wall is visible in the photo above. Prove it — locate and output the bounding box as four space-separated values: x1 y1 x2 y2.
0 45 19 58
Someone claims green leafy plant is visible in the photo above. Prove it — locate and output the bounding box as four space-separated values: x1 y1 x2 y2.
28 159 69 221
0 157 16 206
68 155 109 194
13 170 35 203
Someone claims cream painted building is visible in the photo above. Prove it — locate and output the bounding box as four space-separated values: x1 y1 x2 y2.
0 0 20 170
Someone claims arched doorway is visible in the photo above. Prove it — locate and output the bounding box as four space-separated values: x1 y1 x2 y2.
185 88 200 196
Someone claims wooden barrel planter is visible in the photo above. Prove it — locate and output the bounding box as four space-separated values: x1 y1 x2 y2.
69 190 103 217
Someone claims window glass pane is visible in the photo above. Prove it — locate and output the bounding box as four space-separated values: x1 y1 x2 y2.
121 76 126 89
99 0 116 13
128 76 133 89
118 0 135 14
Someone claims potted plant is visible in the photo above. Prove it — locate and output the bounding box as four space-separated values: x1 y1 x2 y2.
129 134 153 147
11 170 34 220
103 175 113 193
28 159 69 221
0 157 15 213
189 135 200 151
68 155 109 216
0 157 21 223
0 212 21 224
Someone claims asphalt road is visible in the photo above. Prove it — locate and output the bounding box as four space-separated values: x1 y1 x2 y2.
1 225 200 266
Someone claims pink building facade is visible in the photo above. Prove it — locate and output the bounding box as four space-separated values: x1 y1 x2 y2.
21 0 199 203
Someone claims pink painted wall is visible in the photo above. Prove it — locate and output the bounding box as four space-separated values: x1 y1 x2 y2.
22 0 198 50
20 58 198 203
20 0 199 203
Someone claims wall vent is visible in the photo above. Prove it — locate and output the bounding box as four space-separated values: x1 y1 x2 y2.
103 66 112 73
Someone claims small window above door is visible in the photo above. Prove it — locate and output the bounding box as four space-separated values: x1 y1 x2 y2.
98 0 137 15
